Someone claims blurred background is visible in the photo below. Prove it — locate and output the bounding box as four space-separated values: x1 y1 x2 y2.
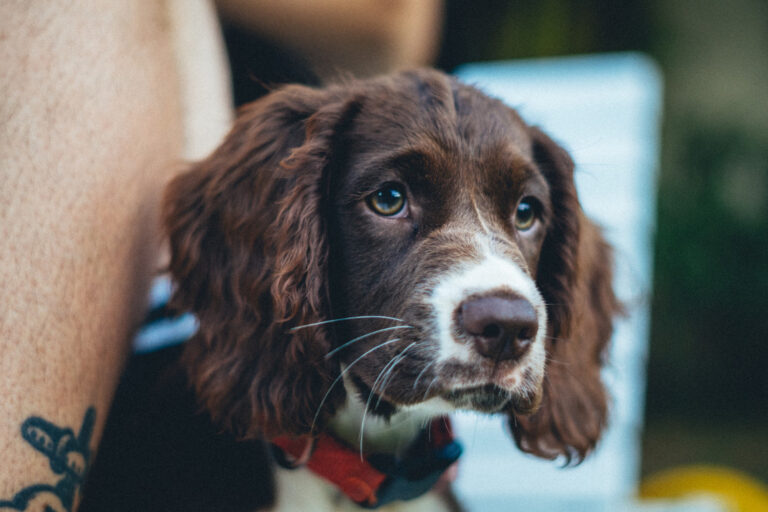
434 0 768 483
217 0 767 495
436 0 768 484
439 0 768 485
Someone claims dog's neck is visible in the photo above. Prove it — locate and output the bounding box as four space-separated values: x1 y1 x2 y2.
329 378 452 456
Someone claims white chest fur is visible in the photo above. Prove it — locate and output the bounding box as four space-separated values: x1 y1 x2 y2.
271 466 450 512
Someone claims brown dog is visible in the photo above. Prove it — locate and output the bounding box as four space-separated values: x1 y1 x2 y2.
85 69 619 512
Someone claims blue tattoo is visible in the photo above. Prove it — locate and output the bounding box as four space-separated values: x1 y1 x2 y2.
0 407 95 512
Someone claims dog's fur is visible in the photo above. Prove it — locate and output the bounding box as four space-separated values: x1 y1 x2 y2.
82 69 619 512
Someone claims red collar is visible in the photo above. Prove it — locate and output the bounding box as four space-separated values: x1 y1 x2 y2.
272 417 462 509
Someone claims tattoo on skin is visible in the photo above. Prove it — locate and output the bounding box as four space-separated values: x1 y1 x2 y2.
0 407 96 512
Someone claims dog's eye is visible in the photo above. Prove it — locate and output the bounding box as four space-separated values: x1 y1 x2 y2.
514 197 538 231
367 184 406 216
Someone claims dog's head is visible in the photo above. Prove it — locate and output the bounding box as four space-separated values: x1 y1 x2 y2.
164 69 620 464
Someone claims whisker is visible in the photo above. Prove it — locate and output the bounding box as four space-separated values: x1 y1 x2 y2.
310 337 402 433
359 350 406 457
374 351 409 404
359 341 426 456
413 359 436 390
375 342 418 408
359 341 420 456
325 325 413 359
290 315 406 332
422 374 440 401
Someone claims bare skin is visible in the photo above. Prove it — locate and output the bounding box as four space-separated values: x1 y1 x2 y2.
0 1 183 508
0 1 441 509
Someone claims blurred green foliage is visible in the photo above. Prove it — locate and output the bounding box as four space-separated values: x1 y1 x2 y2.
649 121 768 421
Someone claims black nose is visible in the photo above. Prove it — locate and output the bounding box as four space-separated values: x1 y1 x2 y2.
459 295 538 361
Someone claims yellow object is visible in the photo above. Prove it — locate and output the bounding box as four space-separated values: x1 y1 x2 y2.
640 465 768 512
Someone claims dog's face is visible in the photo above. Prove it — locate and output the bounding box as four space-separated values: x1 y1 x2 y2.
164 70 619 464
326 85 552 416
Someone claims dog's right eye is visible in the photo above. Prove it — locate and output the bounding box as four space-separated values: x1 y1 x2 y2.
514 197 540 231
366 184 407 216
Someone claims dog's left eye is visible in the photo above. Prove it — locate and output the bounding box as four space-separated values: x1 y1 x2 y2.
367 184 407 216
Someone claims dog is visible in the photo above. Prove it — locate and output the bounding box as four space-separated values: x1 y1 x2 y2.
81 69 620 512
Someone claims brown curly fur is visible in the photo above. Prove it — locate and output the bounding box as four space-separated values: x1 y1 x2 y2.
164 85 356 438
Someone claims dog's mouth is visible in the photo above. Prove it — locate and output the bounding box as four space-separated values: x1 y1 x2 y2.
352 375 517 416
444 383 542 415
442 384 512 413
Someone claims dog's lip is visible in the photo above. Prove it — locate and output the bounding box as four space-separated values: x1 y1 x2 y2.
444 383 507 396
437 360 527 390
441 383 512 412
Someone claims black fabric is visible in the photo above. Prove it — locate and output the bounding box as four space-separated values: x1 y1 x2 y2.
80 344 275 512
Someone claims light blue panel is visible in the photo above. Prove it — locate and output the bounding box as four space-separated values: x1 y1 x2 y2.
452 53 663 509
133 276 198 353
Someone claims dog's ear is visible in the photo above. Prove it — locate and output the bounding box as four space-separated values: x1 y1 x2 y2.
509 127 621 464
163 85 357 439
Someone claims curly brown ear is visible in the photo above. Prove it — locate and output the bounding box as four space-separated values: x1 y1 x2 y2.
163 85 356 439
509 128 621 464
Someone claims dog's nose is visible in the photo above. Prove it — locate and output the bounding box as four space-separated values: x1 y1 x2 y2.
459 295 538 361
